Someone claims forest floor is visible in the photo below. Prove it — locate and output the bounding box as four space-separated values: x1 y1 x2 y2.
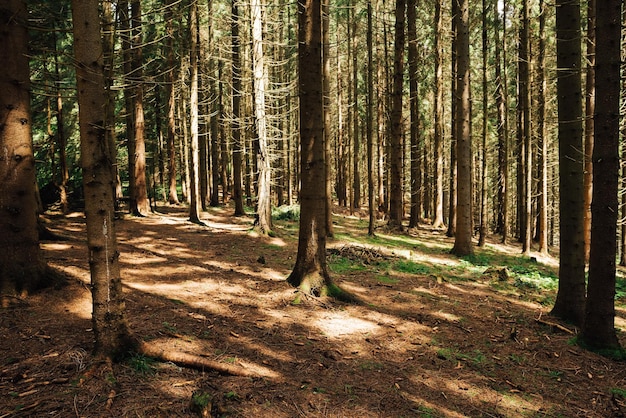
2 203 626 418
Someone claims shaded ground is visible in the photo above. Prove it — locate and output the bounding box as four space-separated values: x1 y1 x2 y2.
2 204 626 417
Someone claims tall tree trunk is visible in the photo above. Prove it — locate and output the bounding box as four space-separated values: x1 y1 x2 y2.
165 0 180 205
251 0 272 233
387 0 406 230
432 0 445 229
495 0 509 243
537 0 549 254
519 0 532 255
407 0 421 229
367 0 376 235
71 0 132 356
188 0 202 223
551 0 586 326
130 0 149 216
51 26 70 214
0 0 47 302
231 0 245 216
351 1 360 211
288 0 355 303
478 0 488 247
446 0 457 238
450 0 473 256
323 0 333 236
580 0 622 351
582 0 596 263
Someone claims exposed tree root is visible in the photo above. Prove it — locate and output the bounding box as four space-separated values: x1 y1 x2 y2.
136 341 266 377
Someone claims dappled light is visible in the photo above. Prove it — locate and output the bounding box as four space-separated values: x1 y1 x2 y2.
3 205 625 417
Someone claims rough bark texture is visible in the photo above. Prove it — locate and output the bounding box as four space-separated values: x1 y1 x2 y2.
387 0 406 230
251 0 272 234
550 0 586 326
287 0 354 303
407 0 420 230
450 0 473 256
0 0 47 302
230 0 245 217
432 0 445 229
72 0 133 356
188 0 202 223
130 0 149 216
580 0 622 351
165 0 180 205
582 0 595 263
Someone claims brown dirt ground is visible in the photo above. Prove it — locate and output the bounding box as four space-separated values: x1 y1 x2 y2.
2 203 626 417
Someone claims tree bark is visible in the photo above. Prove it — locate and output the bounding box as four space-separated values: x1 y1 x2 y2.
579 0 622 351
251 0 272 234
188 0 202 224
0 0 47 302
551 0 586 326
432 0 445 229
71 0 133 356
450 0 473 256
582 0 596 263
288 0 356 303
407 0 421 229
230 0 245 217
387 0 406 230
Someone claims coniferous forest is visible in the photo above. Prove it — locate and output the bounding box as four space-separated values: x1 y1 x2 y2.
1 0 626 416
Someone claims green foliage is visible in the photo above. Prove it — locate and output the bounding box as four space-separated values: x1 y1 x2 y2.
376 275 399 284
392 260 431 275
610 387 626 398
224 391 240 401
328 256 367 274
461 253 492 267
127 354 156 375
272 204 300 221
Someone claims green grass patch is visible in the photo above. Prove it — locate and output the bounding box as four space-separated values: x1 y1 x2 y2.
328 256 367 274
272 204 300 221
392 260 431 275
611 387 626 398
376 275 399 284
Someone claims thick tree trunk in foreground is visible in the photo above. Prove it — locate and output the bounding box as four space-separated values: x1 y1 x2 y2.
287 0 355 303
551 0 586 326
0 0 47 303
72 0 133 356
580 0 622 352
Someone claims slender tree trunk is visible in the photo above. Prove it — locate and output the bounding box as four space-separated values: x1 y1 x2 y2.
432 0 445 229
165 0 180 205
0 0 47 301
580 0 622 351
71 0 132 356
188 0 202 223
478 0 488 247
323 0 333 236
537 0 549 254
251 0 272 233
231 0 245 216
130 0 149 216
551 0 586 326
367 0 376 235
495 0 509 243
51 27 70 214
450 0 473 256
407 0 420 229
519 0 532 254
446 0 457 238
351 1 360 211
387 0 406 230
582 0 596 263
